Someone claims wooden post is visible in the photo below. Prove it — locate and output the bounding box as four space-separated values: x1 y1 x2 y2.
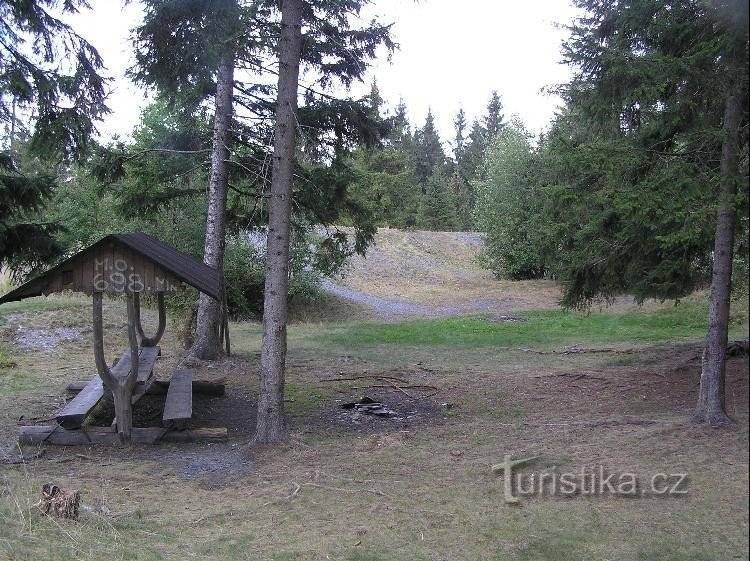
223 285 231 356
93 292 140 443
134 291 166 347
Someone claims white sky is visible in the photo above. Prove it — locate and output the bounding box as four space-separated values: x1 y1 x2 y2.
68 0 579 151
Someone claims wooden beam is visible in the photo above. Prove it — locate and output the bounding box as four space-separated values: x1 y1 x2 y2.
162 370 193 429
56 377 104 429
67 377 225 397
92 292 140 443
57 346 160 430
18 426 228 446
152 378 225 397
111 346 160 385
66 380 90 393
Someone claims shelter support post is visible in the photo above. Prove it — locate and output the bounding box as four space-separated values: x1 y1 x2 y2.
134 291 166 347
93 291 140 443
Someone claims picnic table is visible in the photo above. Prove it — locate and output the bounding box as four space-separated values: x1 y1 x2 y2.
1 233 230 445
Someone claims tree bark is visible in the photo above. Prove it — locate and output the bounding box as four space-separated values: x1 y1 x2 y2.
190 49 235 360
692 82 743 427
254 0 303 444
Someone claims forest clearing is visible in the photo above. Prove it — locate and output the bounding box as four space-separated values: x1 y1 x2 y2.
1 0 748 559
1 230 748 560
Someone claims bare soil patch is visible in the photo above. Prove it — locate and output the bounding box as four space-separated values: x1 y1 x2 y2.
0 295 748 560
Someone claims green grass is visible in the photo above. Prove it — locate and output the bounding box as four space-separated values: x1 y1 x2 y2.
0 349 17 368
284 382 329 416
0 294 87 323
316 301 748 350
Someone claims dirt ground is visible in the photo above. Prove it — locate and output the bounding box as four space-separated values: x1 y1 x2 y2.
0 291 748 560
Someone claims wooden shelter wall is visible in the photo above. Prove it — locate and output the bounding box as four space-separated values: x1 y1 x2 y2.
42 244 181 296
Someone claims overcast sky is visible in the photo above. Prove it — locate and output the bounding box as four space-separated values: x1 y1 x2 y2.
68 0 580 151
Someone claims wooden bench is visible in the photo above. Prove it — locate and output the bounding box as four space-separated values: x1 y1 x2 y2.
19 425 227 445
162 370 193 430
56 346 160 429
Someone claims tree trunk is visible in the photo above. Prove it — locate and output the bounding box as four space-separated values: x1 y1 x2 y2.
254 0 303 444
692 82 743 427
191 49 235 360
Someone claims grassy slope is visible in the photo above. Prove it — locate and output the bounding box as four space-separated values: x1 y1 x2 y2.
328 229 561 313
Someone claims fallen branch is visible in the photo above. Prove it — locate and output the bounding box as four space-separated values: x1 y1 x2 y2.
320 375 410 384
302 482 390 498
531 372 607 382
261 482 302 507
522 417 665 428
519 347 634 355
322 375 440 400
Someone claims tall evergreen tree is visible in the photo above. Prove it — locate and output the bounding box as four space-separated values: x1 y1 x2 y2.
452 108 475 229
389 99 411 146
484 90 505 138
460 119 487 182
132 0 243 359
254 0 395 443
413 108 445 187
453 107 467 162
553 0 749 425
256 0 304 444
366 78 383 119
418 169 457 231
126 0 394 360
0 0 107 273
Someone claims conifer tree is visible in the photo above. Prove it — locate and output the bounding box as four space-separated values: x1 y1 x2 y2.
484 90 505 139
418 169 457 231
0 0 107 273
551 0 749 426
126 0 394 360
255 0 395 442
413 108 445 187
453 108 467 162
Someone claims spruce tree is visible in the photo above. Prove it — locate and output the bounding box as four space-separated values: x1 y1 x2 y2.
552 0 749 425
126 0 394 360
413 108 445 187
255 0 395 443
0 0 107 272
484 90 505 139
453 108 467 162
389 99 411 146
418 169 457 231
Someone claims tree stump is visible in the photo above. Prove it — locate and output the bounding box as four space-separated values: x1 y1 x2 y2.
40 483 80 520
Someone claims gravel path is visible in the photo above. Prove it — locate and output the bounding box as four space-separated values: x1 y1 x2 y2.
320 278 520 319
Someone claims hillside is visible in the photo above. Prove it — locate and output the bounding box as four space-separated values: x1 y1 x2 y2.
321 228 561 319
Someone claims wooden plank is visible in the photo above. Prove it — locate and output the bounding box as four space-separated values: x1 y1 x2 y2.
130 374 157 404
56 346 159 430
55 377 104 429
67 377 225 397
66 380 91 393
18 426 227 446
162 370 193 429
111 346 160 384
151 378 225 397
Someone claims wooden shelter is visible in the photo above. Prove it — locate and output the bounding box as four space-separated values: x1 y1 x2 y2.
1 233 228 445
